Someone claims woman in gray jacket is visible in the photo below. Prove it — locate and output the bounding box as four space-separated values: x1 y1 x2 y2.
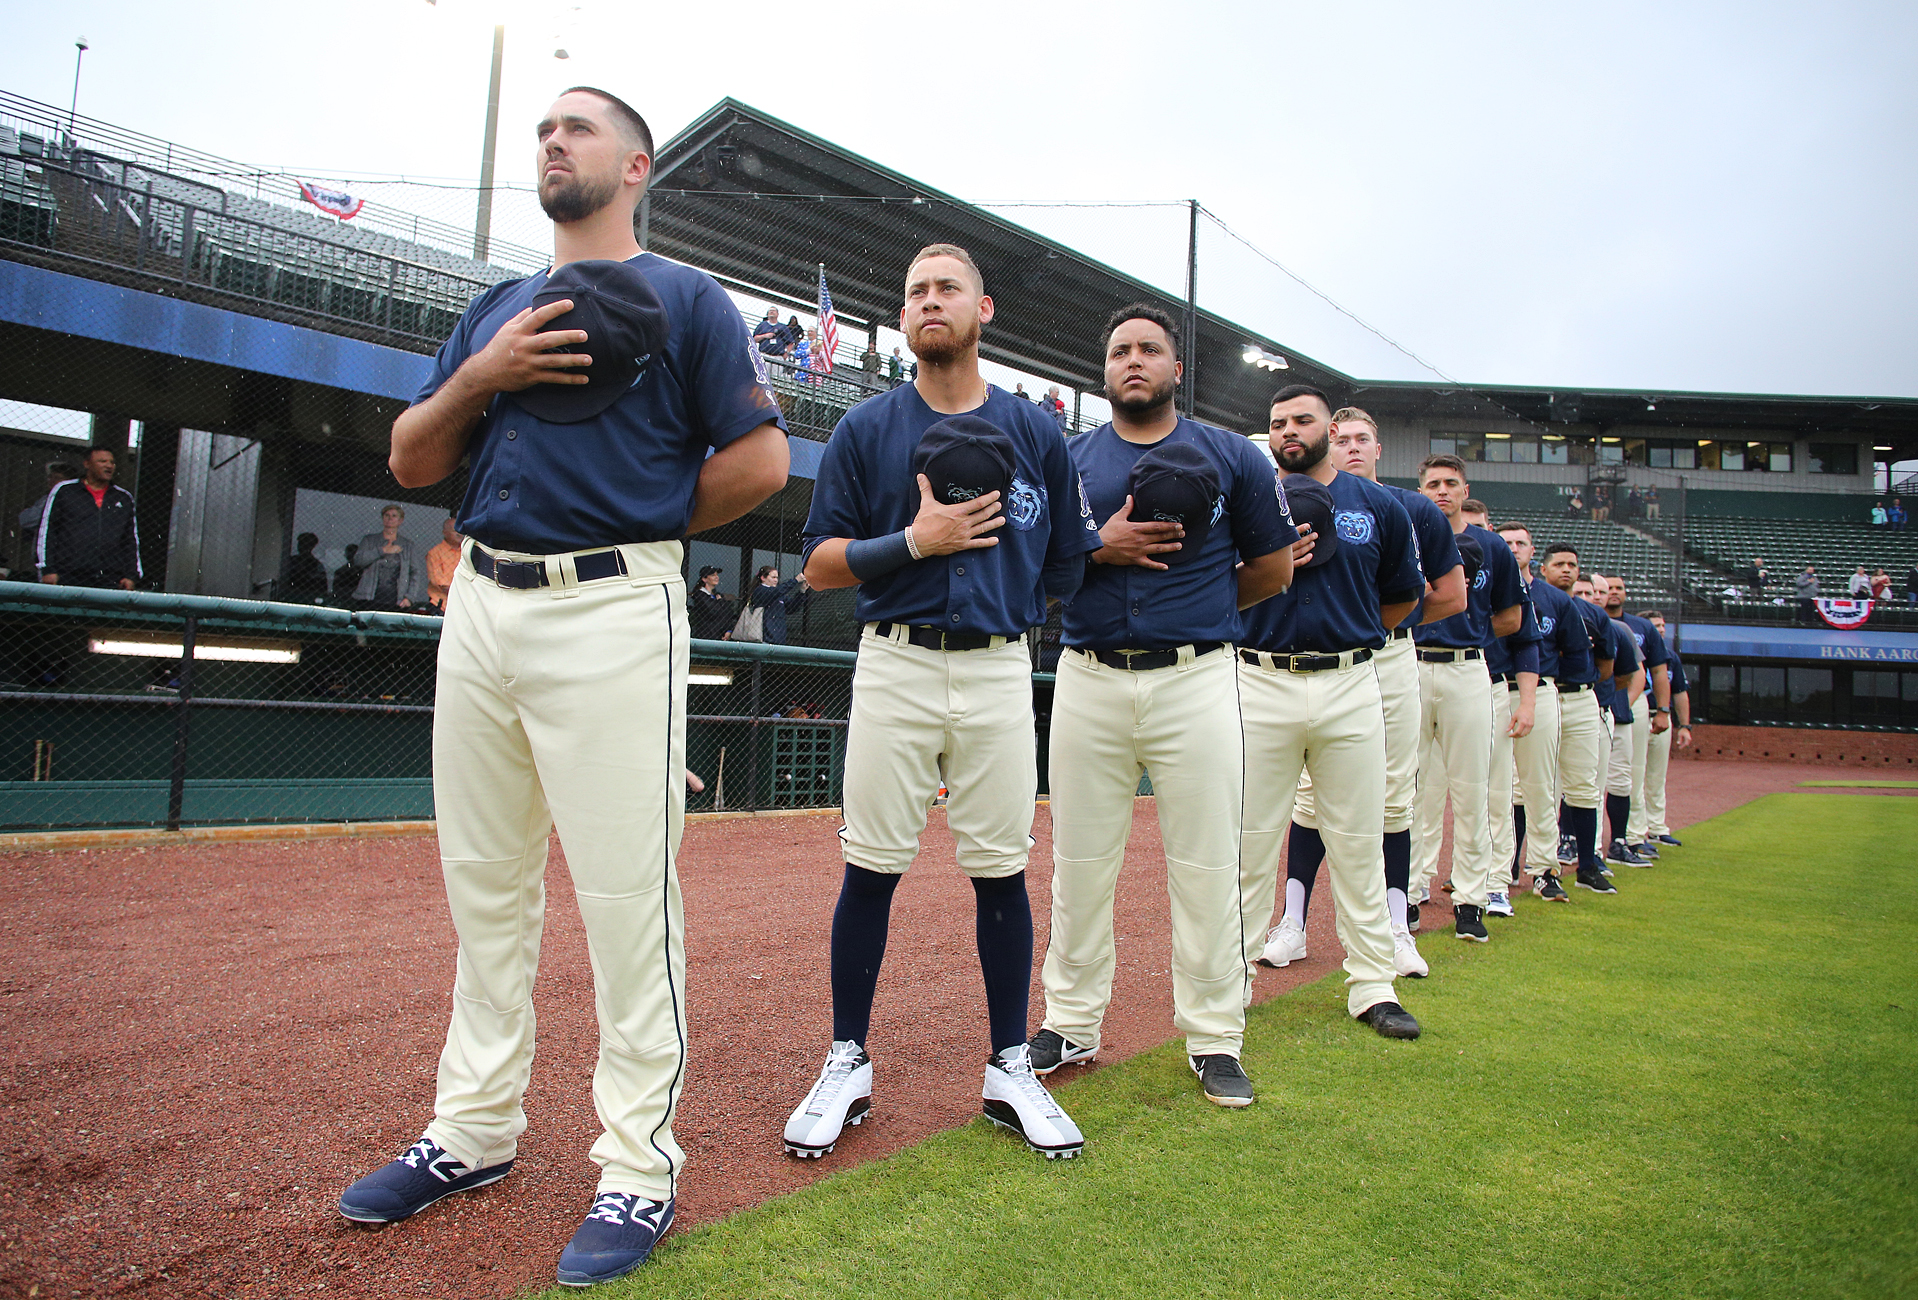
352 504 426 610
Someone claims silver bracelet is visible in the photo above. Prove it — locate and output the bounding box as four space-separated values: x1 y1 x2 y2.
903 526 923 561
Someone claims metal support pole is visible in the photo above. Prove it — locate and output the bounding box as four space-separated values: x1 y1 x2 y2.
69 40 88 143
638 192 651 248
1672 476 1687 643
1184 198 1199 417
166 614 197 832
473 24 505 263
747 660 764 812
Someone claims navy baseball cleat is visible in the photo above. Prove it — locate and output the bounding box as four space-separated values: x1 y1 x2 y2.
1026 1027 1097 1076
1654 833 1683 847
784 1040 872 1157
1557 833 1578 867
1190 1054 1255 1107
1576 865 1618 894
337 1137 513 1224
1454 904 1490 942
983 1045 1084 1158
1605 840 1648 868
1630 840 1660 860
556 1192 673 1287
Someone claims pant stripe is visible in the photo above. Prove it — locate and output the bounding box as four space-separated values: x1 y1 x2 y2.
647 588 686 1198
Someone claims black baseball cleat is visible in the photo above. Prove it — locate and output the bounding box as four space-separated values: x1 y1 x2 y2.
1630 841 1660 861
1454 904 1489 942
1654 833 1683 847
1356 1001 1422 1040
556 1192 673 1287
1025 1028 1097 1077
1190 1054 1255 1107
1605 840 1648 868
1557 833 1578 867
1533 870 1570 903
1406 902 1421 932
1575 865 1618 894
338 1137 513 1224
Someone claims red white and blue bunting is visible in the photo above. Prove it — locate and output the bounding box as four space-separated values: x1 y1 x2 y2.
296 180 364 221
1814 598 1873 630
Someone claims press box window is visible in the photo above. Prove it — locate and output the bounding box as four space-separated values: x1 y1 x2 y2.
1808 443 1858 475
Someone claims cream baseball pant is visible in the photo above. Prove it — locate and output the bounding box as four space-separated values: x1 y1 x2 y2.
1294 631 1419 834
426 540 690 1203
840 625 1037 878
1626 696 1654 843
1643 721 1674 838
1511 679 1562 872
1556 686 1607 812
1238 651 1397 1018
1043 646 1245 1058
1606 702 1633 799
1488 680 1517 886
1411 657 1497 910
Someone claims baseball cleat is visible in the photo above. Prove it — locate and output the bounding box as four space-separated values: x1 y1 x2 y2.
1605 840 1647 868
1415 886 1431 906
1440 879 1455 894
555 1193 673 1287
1629 841 1659 861
1533 870 1570 903
338 1137 513 1224
1190 1054 1255 1107
1257 915 1309 968
1406 902 1421 933
1575 865 1618 894
1391 922 1428 978
1485 890 1515 918
1654 833 1683 847
1454 904 1490 943
783 1040 872 1158
1357 1000 1422 1040
1026 1027 1096 1076
983 1044 1084 1159
1557 833 1578 867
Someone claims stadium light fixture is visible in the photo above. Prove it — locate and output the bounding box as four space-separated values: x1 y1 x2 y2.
688 666 734 687
89 634 301 664
1241 345 1289 372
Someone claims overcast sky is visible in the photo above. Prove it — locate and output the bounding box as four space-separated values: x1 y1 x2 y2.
4 0 1915 400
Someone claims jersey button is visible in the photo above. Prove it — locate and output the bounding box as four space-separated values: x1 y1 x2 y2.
1303 595 1313 604
498 489 510 500
955 565 965 576
506 429 518 440
950 614 960 623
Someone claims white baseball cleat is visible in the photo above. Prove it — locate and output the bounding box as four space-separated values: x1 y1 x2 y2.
783 1040 872 1158
983 1044 1084 1158
1257 915 1309 968
1391 922 1429 978
1485 890 1515 917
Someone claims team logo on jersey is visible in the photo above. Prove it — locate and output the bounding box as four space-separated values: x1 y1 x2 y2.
1209 494 1226 527
1539 615 1556 634
1078 478 1097 529
1473 567 1489 590
1274 474 1293 523
1334 510 1374 544
1007 477 1044 531
745 336 771 386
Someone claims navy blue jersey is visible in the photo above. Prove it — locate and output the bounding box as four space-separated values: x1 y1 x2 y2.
1600 618 1642 721
1529 577 1592 681
1620 612 1671 672
803 384 1101 637
1061 419 1296 650
1414 521 1526 649
1383 483 1462 629
1240 470 1423 654
418 253 787 553
1668 650 1690 697
1488 564 1542 676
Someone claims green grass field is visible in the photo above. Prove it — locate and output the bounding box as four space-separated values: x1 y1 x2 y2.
1796 780 1918 788
565 795 1918 1299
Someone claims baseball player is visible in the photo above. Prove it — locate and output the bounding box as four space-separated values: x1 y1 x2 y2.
1482 551 1541 919
1029 303 1295 1108
1585 573 1647 867
1605 578 1672 857
1262 407 1464 978
787 243 1102 1160
1640 610 1690 847
1239 385 1425 1038
338 87 791 1287
1410 456 1528 943
1552 564 1620 893
1502 529 1595 902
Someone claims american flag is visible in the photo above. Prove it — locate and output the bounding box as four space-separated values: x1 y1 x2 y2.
815 263 838 375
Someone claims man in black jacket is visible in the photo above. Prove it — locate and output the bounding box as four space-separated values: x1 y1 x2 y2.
37 446 141 589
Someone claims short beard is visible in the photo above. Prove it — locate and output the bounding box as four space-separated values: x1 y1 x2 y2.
908 315 981 365
1276 434 1329 473
539 170 621 224
1105 374 1177 420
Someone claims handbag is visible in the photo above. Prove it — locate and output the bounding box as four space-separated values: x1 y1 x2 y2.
731 602 766 643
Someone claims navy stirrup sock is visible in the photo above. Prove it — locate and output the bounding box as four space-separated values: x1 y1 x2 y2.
1606 793 1632 847
1567 804 1601 869
970 872 1034 1056
1382 829 1411 895
1513 805 1527 871
830 864 901 1046
1287 823 1328 917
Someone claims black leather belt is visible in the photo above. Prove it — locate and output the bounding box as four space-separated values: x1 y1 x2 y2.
469 544 627 589
1240 647 1374 673
1390 626 1413 641
1493 671 1514 683
874 621 1020 653
1557 681 1593 693
1417 647 1484 663
1081 642 1224 671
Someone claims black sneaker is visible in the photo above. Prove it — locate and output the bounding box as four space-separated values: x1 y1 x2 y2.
1533 871 1570 903
1654 833 1683 847
1605 840 1647 868
1454 904 1489 943
1406 902 1421 932
1025 1028 1097 1077
1575 866 1618 894
1190 1054 1255 1107
1557 834 1578 867
1509 858 1522 885
1356 1001 1422 1040
338 1137 513 1224
555 1192 673 1287
1630 841 1660 861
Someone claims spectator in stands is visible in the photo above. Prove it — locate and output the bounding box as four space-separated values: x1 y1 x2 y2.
786 315 804 357
1751 556 1770 592
1795 564 1819 624
1891 498 1908 530
1848 565 1872 598
888 346 906 387
804 328 825 383
1567 489 1584 517
351 504 425 611
426 516 462 612
748 565 810 645
1870 501 1887 526
792 327 813 380
1645 485 1661 518
37 445 140 590
689 565 733 639
1870 567 1892 601
753 307 785 355
1013 383 1032 401
1592 485 1612 522
862 344 881 386
333 544 364 603
16 460 77 582
1907 562 1918 605
277 532 330 603
1626 486 1643 519
1042 385 1068 429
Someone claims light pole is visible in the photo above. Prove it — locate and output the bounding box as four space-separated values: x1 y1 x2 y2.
68 37 88 142
473 23 505 262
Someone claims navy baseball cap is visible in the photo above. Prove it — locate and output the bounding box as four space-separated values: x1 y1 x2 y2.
1278 474 1338 569
509 259 671 424
1127 441 1221 567
1455 530 1485 588
913 415 1014 506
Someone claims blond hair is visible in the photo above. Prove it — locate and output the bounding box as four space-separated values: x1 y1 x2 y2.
906 242 984 295
1332 406 1378 431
